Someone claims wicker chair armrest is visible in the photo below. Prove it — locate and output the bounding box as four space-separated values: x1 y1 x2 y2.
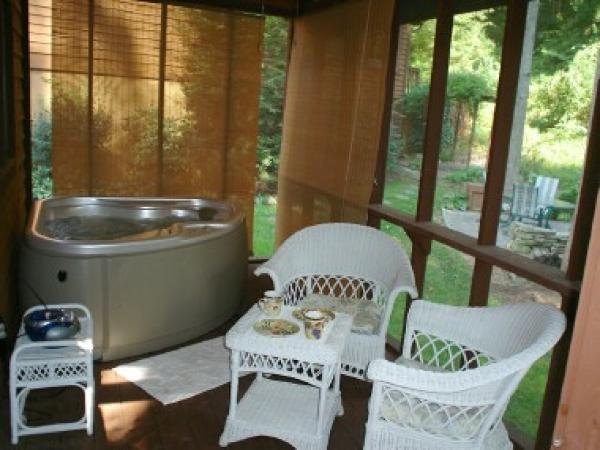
253 247 298 296
367 359 502 393
389 272 419 300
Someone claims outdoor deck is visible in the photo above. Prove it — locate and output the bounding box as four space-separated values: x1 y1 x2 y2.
0 324 373 450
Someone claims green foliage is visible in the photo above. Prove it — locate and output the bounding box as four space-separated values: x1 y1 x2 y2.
401 84 455 155
387 108 404 173
122 107 193 167
31 80 112 199
446 72 494 112
529 44 599 132
450 11 503 80
257 17 288 192
399 71 493 161
409 20 436 76
558 186 579 203
31 111 52 199
441 191 468 211
444 166 485 183
485 0 600 76
519 131 585 201
253 198 277 257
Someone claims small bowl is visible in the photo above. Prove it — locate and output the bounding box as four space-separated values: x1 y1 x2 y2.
24 309 80 341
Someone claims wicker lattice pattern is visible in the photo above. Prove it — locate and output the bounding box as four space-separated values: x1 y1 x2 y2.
15 361 89 384
365 300 566 450
282 274 383 306
240 351 334 385
221 305 353 449
10 304 95 444
379 384 493 441
409 330 495 371
255 223 418 379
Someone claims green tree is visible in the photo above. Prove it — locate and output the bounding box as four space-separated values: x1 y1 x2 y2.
484 0 600 75
257 17 289 192
31 111 53 199
447 72 495 163
31 80 112 199
529 43 599 131
401 83 455 158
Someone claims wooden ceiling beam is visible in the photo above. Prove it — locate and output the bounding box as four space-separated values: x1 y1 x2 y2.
140 0 299 17
299 0 508 20
398 0 507 24
140 0 509 19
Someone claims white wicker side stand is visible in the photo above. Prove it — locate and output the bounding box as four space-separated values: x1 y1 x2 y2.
10 304 94 444
219 305 353 450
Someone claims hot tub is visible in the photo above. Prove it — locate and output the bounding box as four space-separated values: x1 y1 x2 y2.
19 197 246 360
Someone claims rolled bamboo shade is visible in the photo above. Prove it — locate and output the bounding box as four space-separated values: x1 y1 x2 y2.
275 0 395 245
39 0 263 247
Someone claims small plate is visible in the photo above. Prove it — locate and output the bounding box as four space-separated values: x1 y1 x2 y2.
253 319 300 337
292 308 335 321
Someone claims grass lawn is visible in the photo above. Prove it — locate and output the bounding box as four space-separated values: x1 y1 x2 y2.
253 176 551 440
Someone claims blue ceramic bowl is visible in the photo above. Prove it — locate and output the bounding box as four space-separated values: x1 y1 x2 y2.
24 309 80 341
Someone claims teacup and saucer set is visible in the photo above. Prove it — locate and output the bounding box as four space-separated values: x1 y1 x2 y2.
253 296 336 341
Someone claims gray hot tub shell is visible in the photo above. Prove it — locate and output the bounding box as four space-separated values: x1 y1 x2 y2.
19 197 246 361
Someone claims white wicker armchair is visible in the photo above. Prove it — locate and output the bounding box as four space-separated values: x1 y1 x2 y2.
364 300 566 450
255 223 418 379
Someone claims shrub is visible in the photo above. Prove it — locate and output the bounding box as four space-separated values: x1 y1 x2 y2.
445 166 485 183
31 111 53 199
442 191 468 211
401 83 454 155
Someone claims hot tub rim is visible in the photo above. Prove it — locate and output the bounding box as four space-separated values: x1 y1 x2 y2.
25 196 245 257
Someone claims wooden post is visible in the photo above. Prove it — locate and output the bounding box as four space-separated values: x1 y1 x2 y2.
534 291 578 450
552 194 600 449
368 0 402 229
411 0 454 295
469 0 528 307
87 0 94 195
22 0 32 209
503 0 539 197
157 1 167 195
536 50 600 450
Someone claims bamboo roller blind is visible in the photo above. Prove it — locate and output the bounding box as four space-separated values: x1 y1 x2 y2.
30 0 263 247
275 0 395 244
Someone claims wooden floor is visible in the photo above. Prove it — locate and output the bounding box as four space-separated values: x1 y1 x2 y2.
0 324 374 450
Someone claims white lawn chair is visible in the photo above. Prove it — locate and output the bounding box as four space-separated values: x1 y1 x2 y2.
255 223 418 379
506 183 539 224
535 176 559 227
364 300 565 450
534 175 559 210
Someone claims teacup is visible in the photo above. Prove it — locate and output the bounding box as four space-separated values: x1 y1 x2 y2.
258 297 283 317
303 309 328 340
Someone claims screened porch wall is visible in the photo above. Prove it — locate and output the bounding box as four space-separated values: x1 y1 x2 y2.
275 0 396 245
30 0 263 247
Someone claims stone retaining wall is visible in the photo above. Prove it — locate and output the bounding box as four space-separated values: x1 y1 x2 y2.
507 222 568 267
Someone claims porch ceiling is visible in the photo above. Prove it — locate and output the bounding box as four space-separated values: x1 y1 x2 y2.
141 0 511 19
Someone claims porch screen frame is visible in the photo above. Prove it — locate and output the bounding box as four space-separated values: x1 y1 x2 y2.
367 0 598 449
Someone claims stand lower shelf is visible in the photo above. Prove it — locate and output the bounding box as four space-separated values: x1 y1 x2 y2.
220 376 341 449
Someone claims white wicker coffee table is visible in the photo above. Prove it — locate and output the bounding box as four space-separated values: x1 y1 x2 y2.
10 304 94 444
219 304 353 450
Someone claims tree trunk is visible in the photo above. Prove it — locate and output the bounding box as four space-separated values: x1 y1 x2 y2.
503 0 539 196
392 24 412 158
466 102 480 168
451 102 463 161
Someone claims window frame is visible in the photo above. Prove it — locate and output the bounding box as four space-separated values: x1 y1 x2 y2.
0 0 15 168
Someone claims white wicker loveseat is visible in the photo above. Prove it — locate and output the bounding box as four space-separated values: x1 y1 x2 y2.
255 223 418 379
364 300 566 450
